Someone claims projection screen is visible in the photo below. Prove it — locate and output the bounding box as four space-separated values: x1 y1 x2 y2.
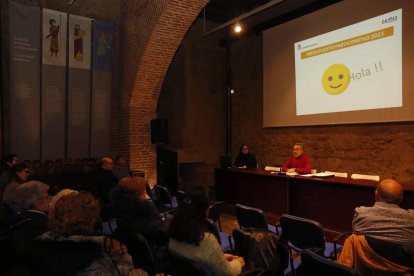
263 0 414 127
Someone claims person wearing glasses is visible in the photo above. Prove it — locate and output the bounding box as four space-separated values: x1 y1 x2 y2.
2 163 31 206
282 143 312 174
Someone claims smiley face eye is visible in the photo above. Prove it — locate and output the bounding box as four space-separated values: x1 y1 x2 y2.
339 74 343 79
328 76 333 81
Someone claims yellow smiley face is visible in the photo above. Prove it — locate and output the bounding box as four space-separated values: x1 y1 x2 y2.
322 64 350 95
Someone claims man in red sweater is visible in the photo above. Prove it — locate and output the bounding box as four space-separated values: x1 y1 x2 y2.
282 143 311 174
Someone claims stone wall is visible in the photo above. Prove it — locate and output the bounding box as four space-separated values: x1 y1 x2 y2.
161 20 414 188
231 35 414 184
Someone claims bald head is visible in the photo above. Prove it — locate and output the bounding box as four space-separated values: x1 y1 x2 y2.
375 179 403 204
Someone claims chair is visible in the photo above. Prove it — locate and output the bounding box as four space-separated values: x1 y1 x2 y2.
351 174 380 181
280 214 340 274
175 189 187 208
232 227 289 275
99 204 123 254
324 171 348 178
235 204 279 234
338 234 414 275
168 252 208 276
208 201 226 231
9 210 48 254
121 230 158 275
205 218 233 252
153 184 179 211
296 249 360 276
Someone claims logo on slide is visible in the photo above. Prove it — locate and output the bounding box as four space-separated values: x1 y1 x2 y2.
322 64 350 95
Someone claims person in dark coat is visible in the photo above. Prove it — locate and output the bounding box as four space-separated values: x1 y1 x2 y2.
110 176 168 246
234 144 257 169
92 157 117 203
110 176 169 270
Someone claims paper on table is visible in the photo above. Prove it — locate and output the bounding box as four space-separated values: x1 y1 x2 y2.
286 172 299 176
312 172 335 178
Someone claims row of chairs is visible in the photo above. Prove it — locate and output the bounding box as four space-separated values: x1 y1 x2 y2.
101 181 360 275
148 188 355 274
233 203 358 275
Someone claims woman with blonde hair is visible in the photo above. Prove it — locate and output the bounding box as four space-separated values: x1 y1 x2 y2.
26 192 118 275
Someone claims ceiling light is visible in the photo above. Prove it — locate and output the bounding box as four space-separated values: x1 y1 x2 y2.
234 23 242 33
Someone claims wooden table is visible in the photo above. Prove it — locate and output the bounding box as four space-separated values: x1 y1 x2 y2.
215 168 414 233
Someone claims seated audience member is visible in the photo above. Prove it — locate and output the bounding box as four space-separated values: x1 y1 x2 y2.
110 177 168 244
2 164 33 211
3 181 51 254
338 179 414 273
92 157 117 203
54 158 64 174
0 154 19 204
112 155 130 181
110 176 168 269
26 192 118 275
282 143 311 174
169 192 245 276
1 154 18 171
48 189 79 211
31 160 42 175
234 144 257 169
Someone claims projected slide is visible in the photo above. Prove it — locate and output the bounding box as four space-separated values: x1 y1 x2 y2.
294 9 402 116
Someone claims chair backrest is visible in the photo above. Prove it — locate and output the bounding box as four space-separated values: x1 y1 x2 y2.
232 228 251 262
235 204 268 229
365 236 414 269
154 185 172 205
324 171 348 178
232 227 289 274
10 210 48 252
175 190 187 207
121 230 156 274
168 252 207 276
280 214 326 252
205 218 221 245
351 174 380 181
208 201 225 222
297 249 360 276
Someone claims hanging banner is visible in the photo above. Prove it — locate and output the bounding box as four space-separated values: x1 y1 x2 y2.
92 20 113 70
41 8 67 160
91 20 113 157
8 1 41 160
67 14 92 158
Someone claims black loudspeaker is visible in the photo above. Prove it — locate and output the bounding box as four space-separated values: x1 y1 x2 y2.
151 118 168 144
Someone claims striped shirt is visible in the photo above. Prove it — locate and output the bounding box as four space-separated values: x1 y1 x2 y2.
352 201 414 250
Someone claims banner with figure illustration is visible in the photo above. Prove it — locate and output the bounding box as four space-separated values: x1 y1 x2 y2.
68 15 92 158
8 1 41 159
90 20 114 156
41 8 67 159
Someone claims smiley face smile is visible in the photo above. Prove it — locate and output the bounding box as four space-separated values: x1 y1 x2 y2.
322 64 350 95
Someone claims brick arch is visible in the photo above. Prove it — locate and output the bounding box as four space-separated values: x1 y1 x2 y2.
119 0 208 184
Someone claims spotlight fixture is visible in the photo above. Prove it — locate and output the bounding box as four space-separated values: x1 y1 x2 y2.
234 22 242 33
